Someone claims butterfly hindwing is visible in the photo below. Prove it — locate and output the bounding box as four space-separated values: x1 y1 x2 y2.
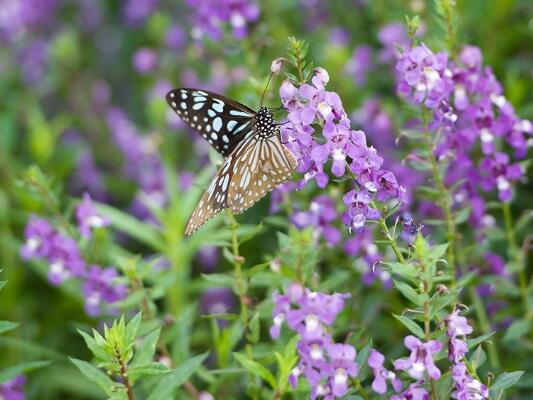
185 133 297 235
228 135 297 214
166 88 255 157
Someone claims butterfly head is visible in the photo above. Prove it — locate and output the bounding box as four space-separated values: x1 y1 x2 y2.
255 107 278 138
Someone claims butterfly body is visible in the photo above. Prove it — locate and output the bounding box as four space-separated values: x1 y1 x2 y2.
166 88 296 235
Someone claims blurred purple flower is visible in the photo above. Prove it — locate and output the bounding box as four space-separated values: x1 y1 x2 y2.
377 22 409 63
72 150 107 202
329 27 350 47
394 335 442 380
165 24 186 50
196 246 220 273
199 287 236 328
82 265 127 316
345 45 372 86
0 375 26 400
187 0 259 41
123 0 159 25
76 193 110 238
290 195 341 245
0 0 57 40
18 39 48 84
20 216 56 260
46 234 85 285
133 47 157 74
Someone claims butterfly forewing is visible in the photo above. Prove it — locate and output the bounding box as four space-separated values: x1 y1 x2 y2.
166 88 255 157
185 134 297 236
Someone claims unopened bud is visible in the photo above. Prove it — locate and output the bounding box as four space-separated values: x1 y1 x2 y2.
271 57 284 74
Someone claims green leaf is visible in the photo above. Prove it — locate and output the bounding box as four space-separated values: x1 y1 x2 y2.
428 243 448 261
146 352 208 400
0 321 19 334
394 280 423 306
70 358 117 396
0 361 50 384
132 328 161 367
467 332 495 349
490 371 524 391
78 330 114 362
356 339 373 367
247 313 260 344
125 312 143 348
233 352 277 389
128 362 170 382
503 319 532 342
393 314 425 339
96 203 162 250
201 273 235 287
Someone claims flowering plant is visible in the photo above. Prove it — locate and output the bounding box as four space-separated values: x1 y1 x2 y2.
1 0 531 399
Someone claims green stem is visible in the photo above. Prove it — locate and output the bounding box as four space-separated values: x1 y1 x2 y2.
421 112 457 280
372 201 406 264
502 202 530 320
227 211 257 398
352 377 370 400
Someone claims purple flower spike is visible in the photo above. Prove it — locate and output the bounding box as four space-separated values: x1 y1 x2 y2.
394 335 442 380
76 193 110 239
46 235 85 285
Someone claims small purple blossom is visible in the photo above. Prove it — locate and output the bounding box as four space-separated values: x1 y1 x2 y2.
46 234 85 285
0 375 26 400
82 265 127 316
76 193 110 238
199 287 236 328
394 335 442 380
20 216 56 260
390 381 429 400
290 195 341 245
345 45 372 86
133 47 157 74
368 349 402 394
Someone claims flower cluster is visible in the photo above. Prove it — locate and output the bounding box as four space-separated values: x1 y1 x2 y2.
20 194 125 316
186 0 260 41
396 43 530 218
280 67 406 233
0 375 26 400
368 349 402 394
446 309 488 399
270 283 358 398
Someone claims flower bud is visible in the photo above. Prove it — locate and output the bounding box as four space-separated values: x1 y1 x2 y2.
271 57 283 74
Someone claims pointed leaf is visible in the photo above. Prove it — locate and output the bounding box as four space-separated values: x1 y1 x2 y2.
490 371 524 391
393 314 425 339
0 361 50 384
233 352 277 389
0 321 19 334
146 352 208 400
70 358 116 396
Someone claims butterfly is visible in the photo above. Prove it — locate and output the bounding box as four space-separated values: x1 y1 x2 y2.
166 88 297 236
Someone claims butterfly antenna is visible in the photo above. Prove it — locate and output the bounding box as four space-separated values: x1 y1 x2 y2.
260 71 275 108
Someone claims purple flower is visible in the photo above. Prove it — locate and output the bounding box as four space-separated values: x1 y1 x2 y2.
20 216 56 260
187 0 259 41
290 195 341 245
394 335 442 380
390 381 429 400
165 24 186 50
199 287 236 328
452 363 488 400
123 0 159 25
82 265 127 316
76 193 110 239
196 246 220 273
0 375 26 400
324 344 359 397
72 150 107 201
377 22 409 63
396 44 452 109
368 349 402 394
133 47 157 74
46 234 85 285
345 45 372 86
399 212 423 245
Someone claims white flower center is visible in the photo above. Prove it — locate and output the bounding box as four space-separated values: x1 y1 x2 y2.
26 237 41 251
480 128 493 143
412 362 425 373
318 102 332 118
497 176 510 191
490 93 506 108
230 13 245 28
332 148 346 161
87 215 104 228
305 314 319 332
310 344 323 360
273 314 285 326
334 368 348 386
